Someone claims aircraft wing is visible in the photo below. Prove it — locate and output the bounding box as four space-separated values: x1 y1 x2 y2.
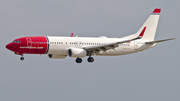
84 27 146 52
84 39 133 52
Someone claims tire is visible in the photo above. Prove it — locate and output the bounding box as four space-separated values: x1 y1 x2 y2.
88 57 94 62
76 58 82 63
20 57 24 61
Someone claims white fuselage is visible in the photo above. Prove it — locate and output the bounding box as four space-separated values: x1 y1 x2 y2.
47 36 155 56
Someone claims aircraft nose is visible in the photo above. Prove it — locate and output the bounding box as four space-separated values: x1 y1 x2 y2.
6 43 12 50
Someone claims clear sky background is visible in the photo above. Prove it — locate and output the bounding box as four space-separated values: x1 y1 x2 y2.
0 0 180 101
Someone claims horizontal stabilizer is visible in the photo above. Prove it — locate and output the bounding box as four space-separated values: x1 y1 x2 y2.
145 38 175 44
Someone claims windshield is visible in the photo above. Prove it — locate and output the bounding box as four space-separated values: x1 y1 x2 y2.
12 40 21 43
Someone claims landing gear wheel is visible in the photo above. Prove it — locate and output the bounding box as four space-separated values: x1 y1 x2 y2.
76 58 82 63
20 57 24 61
88 57 94 63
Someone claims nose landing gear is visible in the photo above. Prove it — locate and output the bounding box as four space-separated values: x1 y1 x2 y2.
20 57 24 61
14 52 24 61
20 54 24 61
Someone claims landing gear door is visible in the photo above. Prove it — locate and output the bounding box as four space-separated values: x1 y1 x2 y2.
134 41 138 50
26 38 32 47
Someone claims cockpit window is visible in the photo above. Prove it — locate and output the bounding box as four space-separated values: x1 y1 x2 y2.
12 40 21 43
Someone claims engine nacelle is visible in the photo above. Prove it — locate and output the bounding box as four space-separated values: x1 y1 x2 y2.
48 54 67 59
68 48 87 57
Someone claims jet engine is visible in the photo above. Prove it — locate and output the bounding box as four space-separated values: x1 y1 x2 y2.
48 54 67 59
68 48 87 57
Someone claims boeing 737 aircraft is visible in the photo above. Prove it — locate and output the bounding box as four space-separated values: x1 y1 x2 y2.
6 8 174 63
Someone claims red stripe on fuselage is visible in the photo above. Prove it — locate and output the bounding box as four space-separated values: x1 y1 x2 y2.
7 36 48 55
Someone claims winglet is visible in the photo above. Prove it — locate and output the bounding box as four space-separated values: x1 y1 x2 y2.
136 27 146 39
152 8 161 14
70 33 73 37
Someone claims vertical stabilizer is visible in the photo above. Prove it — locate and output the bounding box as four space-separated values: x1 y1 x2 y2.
136 8 161 41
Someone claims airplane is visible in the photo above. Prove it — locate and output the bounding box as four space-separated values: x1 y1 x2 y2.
6 8 174 63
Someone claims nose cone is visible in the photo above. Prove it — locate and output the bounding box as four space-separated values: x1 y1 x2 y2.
6 43 13 51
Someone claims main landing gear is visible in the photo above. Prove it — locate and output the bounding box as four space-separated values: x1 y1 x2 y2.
87 57 94 63
76 57 82 63
75 57 94 63
87 54 94 63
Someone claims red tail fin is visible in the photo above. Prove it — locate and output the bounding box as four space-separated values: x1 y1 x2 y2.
70 33 73 37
